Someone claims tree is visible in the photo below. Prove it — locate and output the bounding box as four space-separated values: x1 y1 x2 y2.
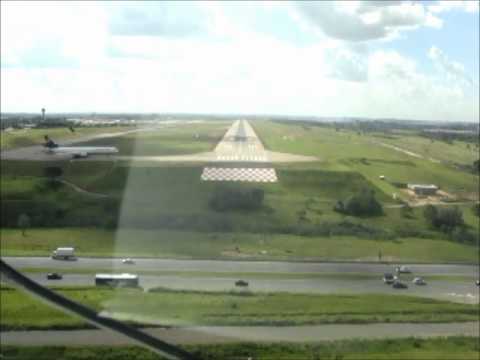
424 205 464 232
423 205 438 224
473 159 480 173
17 213 31 236
43 166 63 191
209 187 265 212
436 207 464 231
472 203 480 217
451 226 477 244
44 166 63 179
401 204 414 218
334 189 383 217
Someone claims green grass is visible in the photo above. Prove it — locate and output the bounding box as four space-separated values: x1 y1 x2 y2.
2 337 479 360
73 121 230 156
253 120 479 198
1 286 478 330
0 126 134 150
0 286 107 330
373 131 478 166
109 289 480 326
2 337 480 360
3 160 473 236
1 228 478 263
1 120 478 263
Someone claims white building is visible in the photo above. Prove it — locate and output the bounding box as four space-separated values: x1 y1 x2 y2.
407 184 438 195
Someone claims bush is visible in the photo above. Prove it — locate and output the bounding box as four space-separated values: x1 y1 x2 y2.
209 187 265 212
450 227 478 244
334 189 383 217
17 213 31 236
400 204 414 218
472 203 480 217
423 205 464 232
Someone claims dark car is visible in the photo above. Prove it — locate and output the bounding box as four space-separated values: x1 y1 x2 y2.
392 281 408 289
383 273 395 284
235 280 249 287
47 273 63 280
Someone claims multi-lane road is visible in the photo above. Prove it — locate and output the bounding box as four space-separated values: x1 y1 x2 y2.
2 322 478 346
3 257 479 304
5 256 478 275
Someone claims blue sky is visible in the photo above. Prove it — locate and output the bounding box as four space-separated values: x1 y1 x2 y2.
1 0 478 121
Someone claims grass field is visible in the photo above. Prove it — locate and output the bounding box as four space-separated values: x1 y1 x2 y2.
253 121 479 198
3 161 478 233
108 288 480 326
1 228 478 263
374 131 479 166
1 120 478 263
73 121 230 156
1 286 478 330
0 126 134 150
2 337 480 360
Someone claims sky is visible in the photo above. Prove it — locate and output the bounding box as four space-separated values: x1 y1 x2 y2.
1 0 479 121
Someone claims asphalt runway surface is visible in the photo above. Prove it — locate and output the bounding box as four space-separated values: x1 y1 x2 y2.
214 120 269 162
1 120 316 163
1 322 478 346
0 127 156 161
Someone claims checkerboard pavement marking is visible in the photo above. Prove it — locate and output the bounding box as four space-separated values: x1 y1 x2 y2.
201 167 278 182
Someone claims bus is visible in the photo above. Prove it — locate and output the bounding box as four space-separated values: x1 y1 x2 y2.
95 273 139 287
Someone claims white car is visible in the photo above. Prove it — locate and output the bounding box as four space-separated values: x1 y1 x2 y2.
412 277 426 285
122 258 135 265
395 265 412 274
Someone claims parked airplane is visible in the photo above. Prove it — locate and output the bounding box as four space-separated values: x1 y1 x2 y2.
43 135 118 158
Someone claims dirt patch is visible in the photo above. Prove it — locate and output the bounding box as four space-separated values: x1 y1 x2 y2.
402 189 458 206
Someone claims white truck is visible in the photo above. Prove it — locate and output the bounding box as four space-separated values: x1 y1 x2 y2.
51 247 76 260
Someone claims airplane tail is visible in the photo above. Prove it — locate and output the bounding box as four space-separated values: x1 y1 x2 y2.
44 135 59 149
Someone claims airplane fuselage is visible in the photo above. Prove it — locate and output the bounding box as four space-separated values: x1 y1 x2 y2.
45 146 118 157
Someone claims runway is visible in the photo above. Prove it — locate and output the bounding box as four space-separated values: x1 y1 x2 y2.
201 120 279 182
1 120 317 164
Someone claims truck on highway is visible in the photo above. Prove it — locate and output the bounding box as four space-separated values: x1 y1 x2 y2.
51 247 76 260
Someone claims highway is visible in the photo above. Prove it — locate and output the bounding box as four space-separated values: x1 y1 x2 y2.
4 257 478 276
2 257 479 304
1 322 478 346
14 272 478 304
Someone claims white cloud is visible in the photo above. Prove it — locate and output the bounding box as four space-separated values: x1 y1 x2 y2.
365 50 477 121
294 1 443 42
429 1 479 14
107 2 210 37
428 46 475 87
1 1 108 68
0 1 478 122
